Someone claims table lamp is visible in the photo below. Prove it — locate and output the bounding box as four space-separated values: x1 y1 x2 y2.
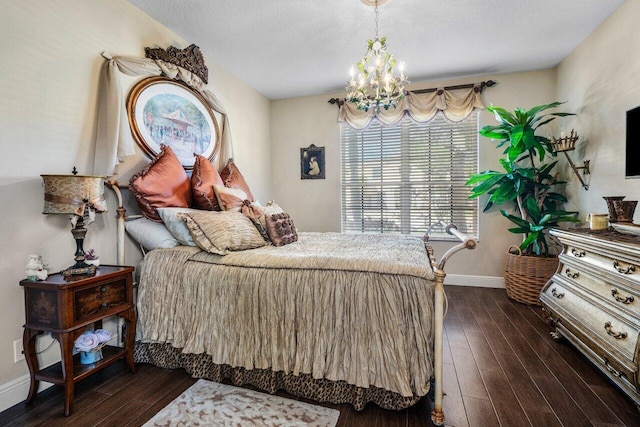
41 168 107 278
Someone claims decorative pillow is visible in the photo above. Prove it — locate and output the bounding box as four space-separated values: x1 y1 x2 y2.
240 200 269 241
178 211 267 255
124 218 180 250
219 158 255 202
129 145 191 222
263 200 284 216
191 155 224 211
157 207 203 246
266 212 298 247
213 184 248 211
243 200 286 243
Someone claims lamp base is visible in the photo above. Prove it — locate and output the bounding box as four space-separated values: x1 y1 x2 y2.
62 262 96 279
63 214 97 279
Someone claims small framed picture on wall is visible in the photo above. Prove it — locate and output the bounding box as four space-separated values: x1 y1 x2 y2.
300 144 325 179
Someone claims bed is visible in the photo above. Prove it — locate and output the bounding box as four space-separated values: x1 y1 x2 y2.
106 181 475 425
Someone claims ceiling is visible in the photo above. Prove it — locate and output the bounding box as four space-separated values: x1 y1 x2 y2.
127 0 625 100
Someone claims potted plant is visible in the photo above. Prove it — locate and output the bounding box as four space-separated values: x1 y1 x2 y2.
466 101 579 304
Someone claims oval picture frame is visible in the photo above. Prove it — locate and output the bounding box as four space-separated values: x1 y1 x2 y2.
126 76 220 169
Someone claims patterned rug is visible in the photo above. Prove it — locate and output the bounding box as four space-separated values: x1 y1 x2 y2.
143 379 340 426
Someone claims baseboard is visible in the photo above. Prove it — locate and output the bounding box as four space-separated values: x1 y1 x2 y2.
444 274 504 288
0 373 53 413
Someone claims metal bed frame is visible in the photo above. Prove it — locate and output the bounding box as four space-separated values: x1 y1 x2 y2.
106 181 476 425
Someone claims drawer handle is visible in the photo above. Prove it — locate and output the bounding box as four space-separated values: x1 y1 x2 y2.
565 268 579 279
551 288 564 299
604 321 627 340
613 260 636 275
100 302 108 309
611 289 635 305
571 248 585 258
603 358 625 379
100 286 107 293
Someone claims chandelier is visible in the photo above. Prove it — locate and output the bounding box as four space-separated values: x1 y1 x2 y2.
346 0 409 112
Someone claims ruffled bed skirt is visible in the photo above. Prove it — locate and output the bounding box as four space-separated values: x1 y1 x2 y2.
134 341 426 411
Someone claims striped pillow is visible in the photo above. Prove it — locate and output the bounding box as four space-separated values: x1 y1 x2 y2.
178 210 267 255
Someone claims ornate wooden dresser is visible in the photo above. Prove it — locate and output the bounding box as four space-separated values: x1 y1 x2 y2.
541 228 640 408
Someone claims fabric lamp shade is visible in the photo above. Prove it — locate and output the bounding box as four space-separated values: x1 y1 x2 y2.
41 175 107 216
40 173 107 278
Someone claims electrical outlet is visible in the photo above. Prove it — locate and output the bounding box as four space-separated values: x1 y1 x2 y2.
13 339 24 363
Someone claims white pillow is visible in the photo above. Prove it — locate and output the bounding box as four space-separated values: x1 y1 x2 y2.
157 207 203 246
125 218 180 250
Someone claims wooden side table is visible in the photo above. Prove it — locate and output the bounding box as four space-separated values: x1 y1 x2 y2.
20 265 136 416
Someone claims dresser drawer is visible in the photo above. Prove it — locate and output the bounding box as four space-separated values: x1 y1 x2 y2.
541 280 640 364
553 319 638 394
567 243 640 287
559 256 640 317
73 278 128 322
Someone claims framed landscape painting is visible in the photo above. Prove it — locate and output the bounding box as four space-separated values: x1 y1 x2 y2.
127 76 220 169
300 144 325 179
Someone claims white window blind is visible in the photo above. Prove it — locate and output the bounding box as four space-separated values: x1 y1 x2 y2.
340 112 478 240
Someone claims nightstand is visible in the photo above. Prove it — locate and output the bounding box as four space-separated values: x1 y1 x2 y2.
20 265 136 416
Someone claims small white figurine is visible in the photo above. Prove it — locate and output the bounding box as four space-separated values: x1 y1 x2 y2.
25 254 48 281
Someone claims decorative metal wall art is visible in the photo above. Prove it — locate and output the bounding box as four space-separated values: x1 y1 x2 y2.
145 44 209 84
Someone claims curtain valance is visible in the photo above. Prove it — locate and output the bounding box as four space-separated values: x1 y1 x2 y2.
338 85 485 130
94 53 233 176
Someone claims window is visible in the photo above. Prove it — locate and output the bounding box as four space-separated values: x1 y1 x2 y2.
340 112 478 240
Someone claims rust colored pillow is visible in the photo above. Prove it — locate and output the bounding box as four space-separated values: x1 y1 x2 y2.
266 212 298 247
219 158 255 202
191 155 224 210
129 145 192 222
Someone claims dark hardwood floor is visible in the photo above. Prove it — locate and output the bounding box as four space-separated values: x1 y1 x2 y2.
1 286 638 426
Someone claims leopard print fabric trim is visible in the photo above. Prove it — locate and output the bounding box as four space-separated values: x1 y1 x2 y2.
134 342 425 411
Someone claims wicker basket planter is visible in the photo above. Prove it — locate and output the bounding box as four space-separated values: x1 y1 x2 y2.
504 246 559 305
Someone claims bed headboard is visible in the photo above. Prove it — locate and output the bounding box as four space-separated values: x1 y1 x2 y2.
106 180 142 265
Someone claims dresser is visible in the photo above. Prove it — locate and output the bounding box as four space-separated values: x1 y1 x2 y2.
540 228 640 408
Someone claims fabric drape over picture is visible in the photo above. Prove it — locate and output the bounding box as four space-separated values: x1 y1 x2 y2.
94 53 233 176
339 86 485 130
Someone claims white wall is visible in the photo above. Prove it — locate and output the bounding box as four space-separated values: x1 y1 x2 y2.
556 0 640 217
270 69 557 278
0 0 270 409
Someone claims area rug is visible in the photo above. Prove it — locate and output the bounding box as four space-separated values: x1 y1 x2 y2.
143 379 340 426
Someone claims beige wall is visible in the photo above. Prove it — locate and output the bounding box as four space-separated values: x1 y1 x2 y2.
0 0 270 401
556 0 640 218
270 69 557 278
